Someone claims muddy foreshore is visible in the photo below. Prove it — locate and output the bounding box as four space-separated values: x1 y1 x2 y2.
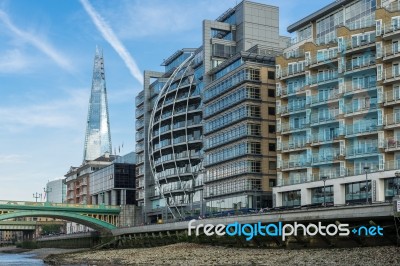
43 243 400 266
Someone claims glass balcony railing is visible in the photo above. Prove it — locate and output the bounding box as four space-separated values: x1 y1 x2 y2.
312 150 341 164
281 160 311 170
278 174 312 186
344 84 376 95
281 141 307 151
386 138 400 150
311 132 340 144
310 92 339 105
346 144 379 158
281 123 309 133
346 123 378 136
310 110 339 125
280 104 307 114
308 71 338 86
345 58 376 72
384 68 400 82
345 103 377 114
385 113 400 127
385 90 400 104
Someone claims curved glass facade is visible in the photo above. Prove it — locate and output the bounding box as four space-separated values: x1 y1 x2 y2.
148 54 203 218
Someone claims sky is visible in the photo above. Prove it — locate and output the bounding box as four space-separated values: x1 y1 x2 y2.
0 0 333 201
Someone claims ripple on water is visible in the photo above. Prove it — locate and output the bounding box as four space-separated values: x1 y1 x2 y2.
0 253 46 266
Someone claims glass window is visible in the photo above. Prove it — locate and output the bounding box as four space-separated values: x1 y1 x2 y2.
311 186 334 205
282 190 301 207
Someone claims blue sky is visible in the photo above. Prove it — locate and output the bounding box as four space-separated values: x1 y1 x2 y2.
0 0 332 201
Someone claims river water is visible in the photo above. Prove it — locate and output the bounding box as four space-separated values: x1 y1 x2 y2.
0 253 46 265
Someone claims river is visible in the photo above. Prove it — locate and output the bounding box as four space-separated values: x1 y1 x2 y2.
0 253 46 265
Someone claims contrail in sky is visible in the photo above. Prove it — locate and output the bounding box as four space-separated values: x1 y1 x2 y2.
0 10 72 71
80 0 143 85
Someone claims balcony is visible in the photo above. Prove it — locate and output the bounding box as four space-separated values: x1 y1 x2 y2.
383 1 400 12
310 110 339 126
383 68 400 84
281 122 310 134
308 71 338 87
311 132 341 146
344 103 377 117
283 49 305 59
281 160 311 171
385 113 400 129
312 168 347 181
383 24 400 40
312 150 341 165
280 65 306 80
342 37 375 55
135 107 145 118
308 54 338 69
279 104 307 116
383 44 400 62
346 144 379 159
281 141 307 152
386 138 400 152
277 174 312 186
344 85 376 97
279 86 307 98
135 91 144 107
384 90 400 106
310 92 340 106
345 123 379 137
344 58 376 75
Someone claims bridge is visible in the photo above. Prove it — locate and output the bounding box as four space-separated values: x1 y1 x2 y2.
0 221 37 231
0 200 121 233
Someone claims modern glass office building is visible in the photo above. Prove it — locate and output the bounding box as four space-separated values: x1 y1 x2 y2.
135 0 288 222
274 0 400 207
83 47 112 162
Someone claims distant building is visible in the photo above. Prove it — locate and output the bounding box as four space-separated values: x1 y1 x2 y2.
90 161 136 206
83 46 112 162
45 179 66 203
64 153 116 205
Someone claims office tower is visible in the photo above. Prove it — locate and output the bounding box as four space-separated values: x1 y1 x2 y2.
136 1 287 222
274 0 400 207
83 47 112 162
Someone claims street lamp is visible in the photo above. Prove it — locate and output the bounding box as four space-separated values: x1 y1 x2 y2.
364 166 370 204
321 176 328 207
395 171 400 197
33 192 42 203
43 185 52 203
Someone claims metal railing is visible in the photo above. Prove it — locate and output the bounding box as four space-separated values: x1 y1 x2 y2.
385 113 400 127
281 141 307 151
281 161 311 170
346 145 379 158
308 71 338 85
345 103 377 114
310 92 339 105
281 122 309 133
310 110 339 124
0 200 120 210
346 123 379 136
345 58 376 72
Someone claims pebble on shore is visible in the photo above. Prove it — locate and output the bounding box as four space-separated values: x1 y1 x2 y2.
45 243 400 265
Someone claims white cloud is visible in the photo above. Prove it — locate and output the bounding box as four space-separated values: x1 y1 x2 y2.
105 0 232 39
0 154 27 164
80 0 143 85
0 10 72 71
0 49 30 73
0 89 88 131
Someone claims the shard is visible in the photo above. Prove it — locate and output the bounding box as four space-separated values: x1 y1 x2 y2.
83 46 112 161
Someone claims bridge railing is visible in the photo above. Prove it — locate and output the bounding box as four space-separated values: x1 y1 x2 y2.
0 200 120 210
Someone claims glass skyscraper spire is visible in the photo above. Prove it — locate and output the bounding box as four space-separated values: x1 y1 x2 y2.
83 46 112 161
